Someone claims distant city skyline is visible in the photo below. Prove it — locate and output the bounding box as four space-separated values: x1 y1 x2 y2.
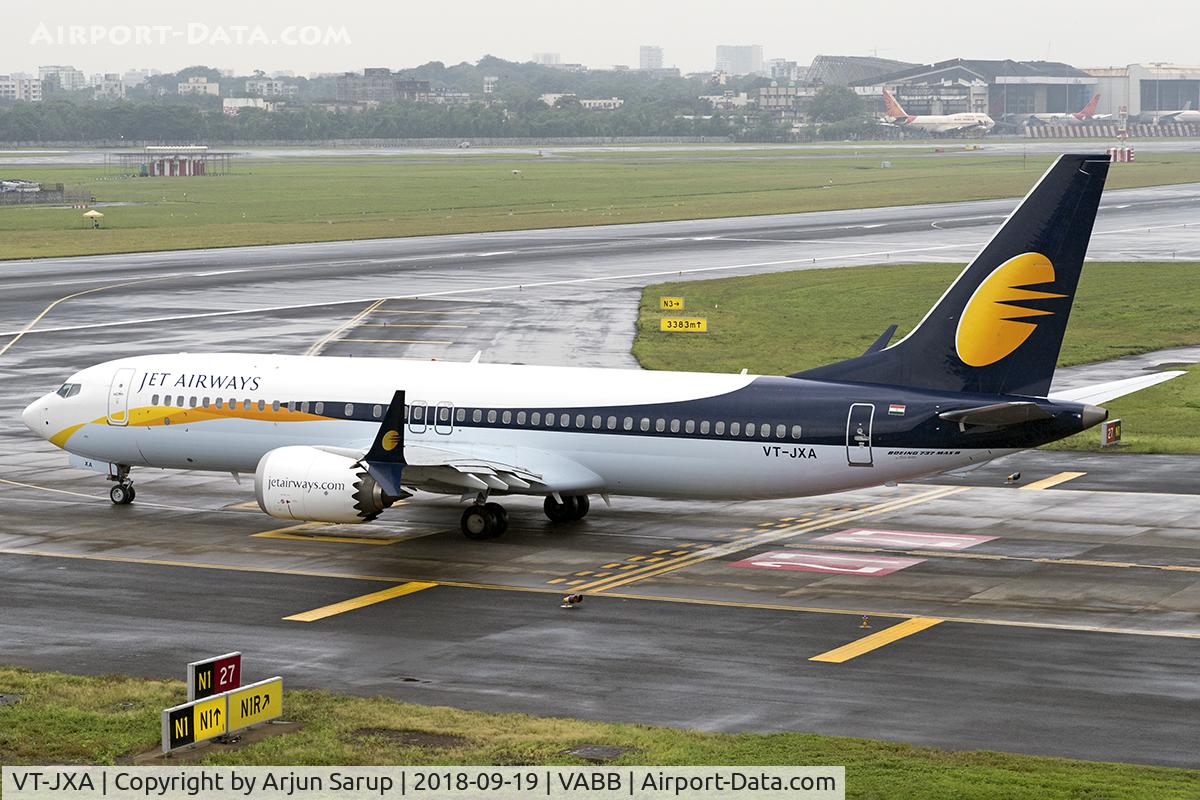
3 0 1195 76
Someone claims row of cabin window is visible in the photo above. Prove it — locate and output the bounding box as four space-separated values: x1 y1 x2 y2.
147 394 803 441
412 405 803 440
151 394 386 419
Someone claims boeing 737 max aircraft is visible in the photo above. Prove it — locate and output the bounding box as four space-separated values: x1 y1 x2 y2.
22 154 1180 539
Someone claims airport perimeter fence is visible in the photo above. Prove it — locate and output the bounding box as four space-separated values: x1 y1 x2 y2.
3 136 735 149
1025 122 1200 138
0 184 94 206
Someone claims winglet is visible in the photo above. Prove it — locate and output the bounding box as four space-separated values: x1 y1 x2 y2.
362 390 407 497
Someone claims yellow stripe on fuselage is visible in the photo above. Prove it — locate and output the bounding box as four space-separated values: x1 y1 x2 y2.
49 422 87 448
46 405 337 450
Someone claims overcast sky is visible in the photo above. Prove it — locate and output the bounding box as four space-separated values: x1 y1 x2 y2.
3 0 1190 76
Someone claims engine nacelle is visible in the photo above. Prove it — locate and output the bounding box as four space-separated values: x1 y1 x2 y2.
255 446 395 524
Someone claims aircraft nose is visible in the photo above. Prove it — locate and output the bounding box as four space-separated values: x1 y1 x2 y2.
21 396 46 435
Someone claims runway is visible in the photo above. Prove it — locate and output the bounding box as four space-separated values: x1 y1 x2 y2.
1 185 1199 767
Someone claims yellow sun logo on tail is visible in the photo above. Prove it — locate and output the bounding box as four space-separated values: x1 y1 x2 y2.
955 252 1066 367
381 430 401 451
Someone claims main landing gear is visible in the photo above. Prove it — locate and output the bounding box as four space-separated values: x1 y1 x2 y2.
107 465 135 506
544 494 589 523
458 494 592 539
460 502 509 540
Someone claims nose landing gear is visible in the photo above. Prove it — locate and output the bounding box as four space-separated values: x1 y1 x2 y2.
107 465 135 505
109 482 136 505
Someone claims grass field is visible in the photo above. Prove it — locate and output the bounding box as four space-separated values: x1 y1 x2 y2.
633 262 1200 454
1 667 1197 800
3 152 1200 259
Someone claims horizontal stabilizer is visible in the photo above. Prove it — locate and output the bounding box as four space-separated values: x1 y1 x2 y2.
863 324 898 356
939 401 1053 428
1049 371 1185 406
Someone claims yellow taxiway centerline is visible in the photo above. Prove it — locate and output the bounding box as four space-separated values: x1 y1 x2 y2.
253 530 403 546
1020 471 1087 491
305 297 386 356
337 338 455 345
283 581 437 622
572 486 969 594
3 547 1200 640
810 617 944 663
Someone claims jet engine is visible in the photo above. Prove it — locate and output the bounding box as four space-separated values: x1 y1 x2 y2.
254 446 397 524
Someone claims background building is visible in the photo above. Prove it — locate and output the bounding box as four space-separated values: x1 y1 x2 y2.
639 46 664 71
245 79 298 98
533 53 561 66
715 45 764 76
177 76 220 96
91 74 125 100
855 58 1096 117
0 76 43 102
767 59 803 82
223 97 276 115
805 55 916 86
1086 63 1200 118
335 69 430 103
38 65 86 92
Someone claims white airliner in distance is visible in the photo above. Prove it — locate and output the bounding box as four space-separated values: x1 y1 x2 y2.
1156 103 1200 124
881 89 995 135
22 154 1181 539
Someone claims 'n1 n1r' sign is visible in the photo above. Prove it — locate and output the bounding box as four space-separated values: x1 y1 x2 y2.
731 551 924 576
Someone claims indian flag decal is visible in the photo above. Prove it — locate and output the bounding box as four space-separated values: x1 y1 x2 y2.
888 404 906 416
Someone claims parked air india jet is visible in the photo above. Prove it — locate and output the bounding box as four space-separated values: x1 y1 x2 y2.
882 88 995 135
1025 94 1105 124
22 154 1180 540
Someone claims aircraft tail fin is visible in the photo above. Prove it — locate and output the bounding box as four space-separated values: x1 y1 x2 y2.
882 89 908 119
1075 94 1101 119
795 153 1111 397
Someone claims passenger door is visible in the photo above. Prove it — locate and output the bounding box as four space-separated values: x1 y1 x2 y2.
846 403 874 467
434 401 454 435
107 367 135 426
407 400 428 434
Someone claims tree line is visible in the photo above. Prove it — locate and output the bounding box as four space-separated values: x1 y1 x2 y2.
0 100 743 142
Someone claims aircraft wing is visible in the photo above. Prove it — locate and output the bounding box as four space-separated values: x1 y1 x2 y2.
402 441 603 496
323 390 605 497
1049 371 1185 406
317 440 602 496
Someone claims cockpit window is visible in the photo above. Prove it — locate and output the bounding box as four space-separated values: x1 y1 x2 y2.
56 383 81 398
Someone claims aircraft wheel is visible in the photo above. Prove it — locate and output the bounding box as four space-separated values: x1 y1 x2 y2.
484 502 508 537
109 483 134 505
461 506 494 540
569 495 590 520
543 495 572 523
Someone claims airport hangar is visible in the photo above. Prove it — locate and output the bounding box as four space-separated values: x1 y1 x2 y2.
768 55 1200 126
1 177 1200 768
